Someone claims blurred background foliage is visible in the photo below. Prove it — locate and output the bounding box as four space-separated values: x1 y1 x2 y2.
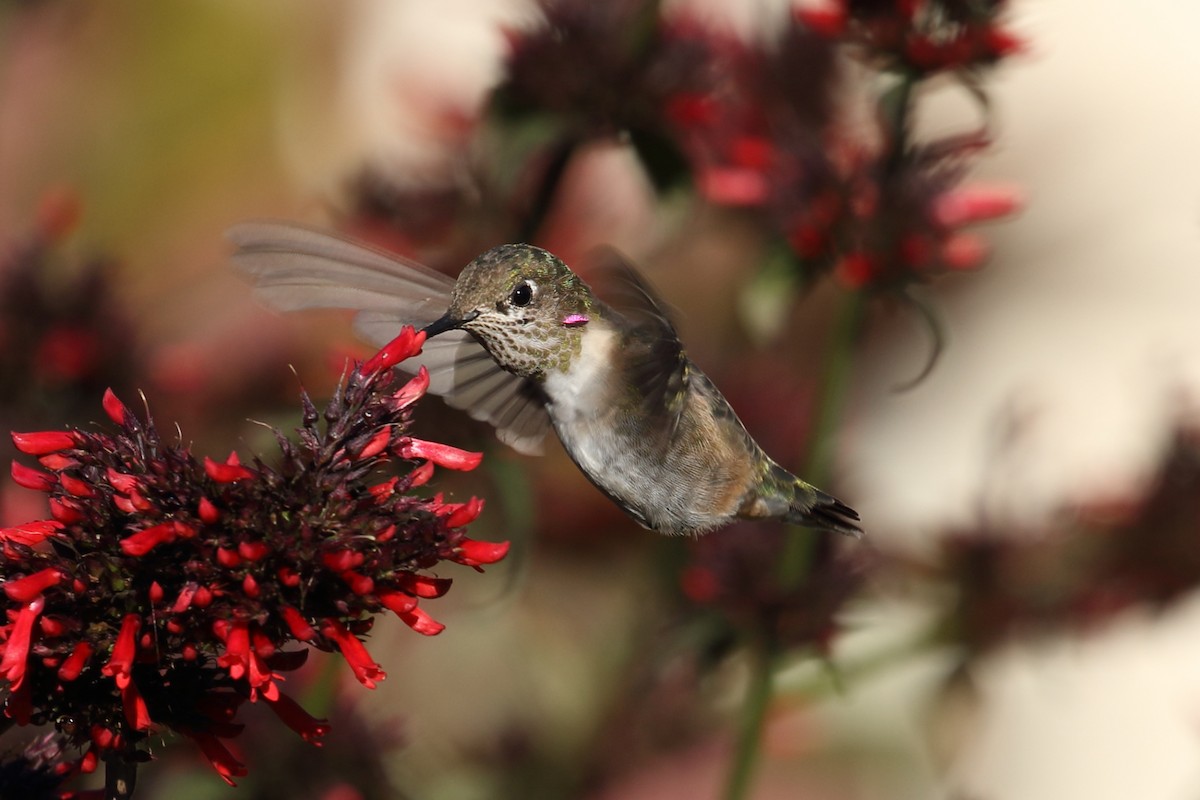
5 1 1200 799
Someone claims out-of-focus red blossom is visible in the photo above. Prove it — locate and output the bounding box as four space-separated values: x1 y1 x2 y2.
0 196 140 428
681 525 870 651
659 1 1022 291
937 432 1200 657
0 326 507 791
846 0 1026 72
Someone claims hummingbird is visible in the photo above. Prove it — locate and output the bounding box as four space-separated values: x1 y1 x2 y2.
229 222 861 538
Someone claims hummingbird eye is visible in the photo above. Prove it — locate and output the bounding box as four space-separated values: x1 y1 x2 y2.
510 280 535 308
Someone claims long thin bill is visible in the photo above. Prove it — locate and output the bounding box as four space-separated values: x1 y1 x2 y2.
421 310 478 338
421 314 460 338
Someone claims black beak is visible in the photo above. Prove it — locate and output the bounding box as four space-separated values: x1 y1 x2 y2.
421 310 478 338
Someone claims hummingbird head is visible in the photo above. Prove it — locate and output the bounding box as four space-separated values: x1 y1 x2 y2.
423 244 595 378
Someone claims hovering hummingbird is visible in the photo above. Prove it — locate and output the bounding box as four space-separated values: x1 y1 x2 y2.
229 222 861 538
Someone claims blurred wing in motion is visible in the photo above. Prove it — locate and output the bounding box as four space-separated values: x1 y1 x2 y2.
588 247 690 442
228 221 551 455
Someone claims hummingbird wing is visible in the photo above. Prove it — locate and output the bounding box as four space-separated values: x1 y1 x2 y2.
228 222 552 455
588 248 690 440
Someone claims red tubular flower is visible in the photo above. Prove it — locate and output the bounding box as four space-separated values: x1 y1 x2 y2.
187 731 248 787
0 520 62 545
120 521 181 556
4 568 63 602
399 439 483 471
101 614 140 689
281 606 316 641
264 693 331 745
121 679 151 731
0 597 45 689
361 326 425 375
323 619 385 689
11 430 77 455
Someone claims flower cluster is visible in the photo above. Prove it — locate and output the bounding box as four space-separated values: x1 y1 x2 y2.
680 525 869 651
843 0 1024 74
0 190 139 426
0 326 507 791
936 430 1200 658
665 1 1023 289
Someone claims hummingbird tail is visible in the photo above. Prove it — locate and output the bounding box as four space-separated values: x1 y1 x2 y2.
787 486 863 538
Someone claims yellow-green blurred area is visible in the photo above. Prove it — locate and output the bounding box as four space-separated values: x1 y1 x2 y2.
7 1 1200 799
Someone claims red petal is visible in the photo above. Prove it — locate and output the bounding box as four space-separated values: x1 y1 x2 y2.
281 606 316 641
323 619 385 688
238 541 269 561
58 641 93 682
105 467 139 495
400 574 452 599
392 366 430 409
204 456 256 483
11 430 77 455
378 589 417 615
101 614 140 687
400 439 482 471
340 571 375 595
4 568 63 602
120 522 180 556
121 679 152 730
397 605 445 636
362 326 426 375
454 538 511 567
443 497 484 528
198 496 220 523
355 428 393 461
48 497 84 523
265 692 331 745
0 520 62 545
102 388 129 425
188 732 248 786
10 461 55 492
0 597 44 688
794 5 845 37
407 461 435 488
60 473 96 498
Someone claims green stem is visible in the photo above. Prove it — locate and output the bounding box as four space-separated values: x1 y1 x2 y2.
722 63 919 800
777 290 866 587
725 284 866 800
722 628 781 800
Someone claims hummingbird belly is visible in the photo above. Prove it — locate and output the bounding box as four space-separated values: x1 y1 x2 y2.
542 327 748 535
